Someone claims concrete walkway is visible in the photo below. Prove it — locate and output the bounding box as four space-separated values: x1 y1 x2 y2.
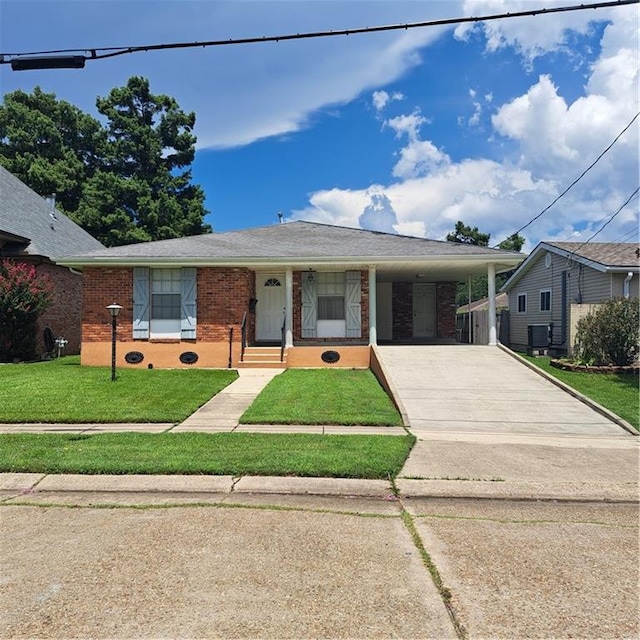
173 367 285 431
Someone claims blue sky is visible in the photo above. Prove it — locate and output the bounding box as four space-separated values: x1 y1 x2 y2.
1 0 638 252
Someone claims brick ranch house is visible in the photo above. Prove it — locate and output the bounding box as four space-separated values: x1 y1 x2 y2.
56 221 525 369
0 166 104 357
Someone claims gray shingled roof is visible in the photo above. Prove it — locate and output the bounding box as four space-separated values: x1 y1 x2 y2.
57 221 522 262
502 240 639 291
546 242 639 268
0 165 104 258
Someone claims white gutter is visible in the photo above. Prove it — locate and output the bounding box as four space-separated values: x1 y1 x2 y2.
54 253 525 270
623 272 634 298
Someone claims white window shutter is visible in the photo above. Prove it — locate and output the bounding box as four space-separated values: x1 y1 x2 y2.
181 268 197 339
345 270 361 338
133 267 150 339
301 273 317 338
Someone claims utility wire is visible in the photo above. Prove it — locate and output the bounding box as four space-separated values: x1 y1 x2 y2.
563 188 639 263
492 110 640 247
0 0 636 63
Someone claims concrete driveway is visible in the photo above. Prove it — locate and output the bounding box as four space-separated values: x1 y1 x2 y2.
377 345 628 436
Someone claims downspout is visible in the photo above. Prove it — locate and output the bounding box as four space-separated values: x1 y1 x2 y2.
68 267 83 276
623 272 634 299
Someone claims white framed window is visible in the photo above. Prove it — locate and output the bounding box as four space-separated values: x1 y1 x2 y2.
133 267 196 340
540 289 551 312
317 273 345 321
151 268 182 338
517 293 527 313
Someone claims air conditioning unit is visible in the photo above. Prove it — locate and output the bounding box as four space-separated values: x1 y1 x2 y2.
528 324 550 348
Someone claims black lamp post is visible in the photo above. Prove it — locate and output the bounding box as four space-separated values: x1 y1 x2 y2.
106 304 123 381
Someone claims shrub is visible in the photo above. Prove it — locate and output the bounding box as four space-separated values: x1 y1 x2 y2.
574 297 639 366
0 260 53 361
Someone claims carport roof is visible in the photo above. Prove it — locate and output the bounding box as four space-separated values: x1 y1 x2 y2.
56 221 525 279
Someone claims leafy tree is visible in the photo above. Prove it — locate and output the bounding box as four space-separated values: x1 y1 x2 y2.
574 298 639 366
498 233 525 252
446 220 490 246
0 87 105 214
448 223 525 305
0 78 211 247
0 261 53 361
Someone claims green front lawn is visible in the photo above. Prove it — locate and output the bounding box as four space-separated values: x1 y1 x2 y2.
0 432 415 479
520 355 639 430
240 368 403 426
0 356 238 423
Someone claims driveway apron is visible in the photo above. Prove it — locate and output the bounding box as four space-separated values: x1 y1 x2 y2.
377 345 627 436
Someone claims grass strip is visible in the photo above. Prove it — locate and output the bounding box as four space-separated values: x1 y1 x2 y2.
0 432 415 479
0 356 238 423
520 355 639 430
240 368 403 426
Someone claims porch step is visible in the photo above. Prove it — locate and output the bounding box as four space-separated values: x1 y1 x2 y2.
239 346 287 368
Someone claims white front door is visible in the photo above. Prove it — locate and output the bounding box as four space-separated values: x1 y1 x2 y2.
413 283 436 338
256 274 286 341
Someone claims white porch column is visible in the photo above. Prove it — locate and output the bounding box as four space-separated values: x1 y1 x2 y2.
285 268 293 347
487 263 497 346
368 266 377 345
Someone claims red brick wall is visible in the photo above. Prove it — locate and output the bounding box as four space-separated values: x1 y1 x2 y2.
392 282 413 340
436 282 457 340
82 266 254 345
2 258 83 357
392 281 457 340
197 268 254 341
82 268 133 342
36 262 84 355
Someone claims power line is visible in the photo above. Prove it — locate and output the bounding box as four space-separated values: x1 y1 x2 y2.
565 188 639 259
493 110 640 247
1 0 636 67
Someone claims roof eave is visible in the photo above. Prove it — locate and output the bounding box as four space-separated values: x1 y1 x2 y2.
55 252 525 270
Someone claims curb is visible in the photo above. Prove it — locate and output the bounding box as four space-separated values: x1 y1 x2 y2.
499 344 639 437
1 473 636 504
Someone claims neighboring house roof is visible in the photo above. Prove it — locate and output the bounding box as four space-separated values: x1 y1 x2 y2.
0 165 104 258
458 292 508 314
502 241 640 291
56 221 525 280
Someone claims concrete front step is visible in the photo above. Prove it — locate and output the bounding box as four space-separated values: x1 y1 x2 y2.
240 346 287 368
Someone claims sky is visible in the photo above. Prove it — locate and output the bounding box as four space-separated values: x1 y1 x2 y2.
0 0 638 253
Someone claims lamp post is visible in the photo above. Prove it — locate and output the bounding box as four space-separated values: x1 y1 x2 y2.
106 304 122 381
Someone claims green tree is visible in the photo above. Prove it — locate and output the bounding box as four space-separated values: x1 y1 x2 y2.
446 220 490 246
498 233 525 252
0 87 105 213
0 261 53 361
449 223 525 305
79 76 210 246
0 79 211 247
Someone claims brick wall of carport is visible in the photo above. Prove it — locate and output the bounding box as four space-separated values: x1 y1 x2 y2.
391 281 457 341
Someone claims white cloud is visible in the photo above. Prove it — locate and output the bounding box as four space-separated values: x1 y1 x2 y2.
385 110 429 141
455 0 607 62
392 140 450 179
295 8 639 249
0 1 456 149
358 189 399 233
372 89 404 112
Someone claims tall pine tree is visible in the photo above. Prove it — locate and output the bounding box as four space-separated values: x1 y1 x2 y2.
0 78 211 247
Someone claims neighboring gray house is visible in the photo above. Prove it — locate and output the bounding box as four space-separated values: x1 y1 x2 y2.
502 241 639 353
0 166 105 357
